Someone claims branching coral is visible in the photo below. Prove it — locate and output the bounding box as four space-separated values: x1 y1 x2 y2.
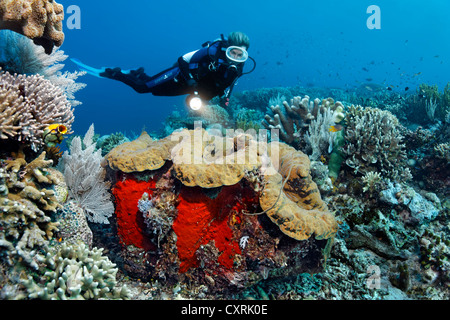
262 95 317 144
0 0 65 54
0 30 86 107
342 105 411 181
61 124 114 224
305 107 338 161
19 242 130 300
0 69 74 150
262 95 344 148
0 151 63 270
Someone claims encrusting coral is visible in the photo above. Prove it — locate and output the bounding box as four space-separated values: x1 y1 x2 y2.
0 0 64 54
0 69 74 150
260 143 338 241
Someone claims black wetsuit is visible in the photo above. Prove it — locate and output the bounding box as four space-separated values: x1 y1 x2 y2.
100 39 244 102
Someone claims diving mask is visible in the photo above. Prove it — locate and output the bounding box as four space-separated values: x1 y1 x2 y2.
225 46 248 63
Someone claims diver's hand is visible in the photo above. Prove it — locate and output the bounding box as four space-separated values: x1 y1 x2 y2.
100 67 123 80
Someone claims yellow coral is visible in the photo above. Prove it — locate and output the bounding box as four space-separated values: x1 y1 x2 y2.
171 128 262 188
260 143 338 240
104 131 177 173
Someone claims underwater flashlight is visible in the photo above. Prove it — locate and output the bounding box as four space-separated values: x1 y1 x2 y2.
186 91 203 111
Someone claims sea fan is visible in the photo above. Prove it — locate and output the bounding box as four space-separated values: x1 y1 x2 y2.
61 124 114 224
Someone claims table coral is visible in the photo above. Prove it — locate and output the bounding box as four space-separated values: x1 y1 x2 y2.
0 0 64 54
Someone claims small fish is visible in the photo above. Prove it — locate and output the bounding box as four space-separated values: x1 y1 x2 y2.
386 87 393 91
365 86 373 91
405 87 409 91
43 124 68 147
329 125 343 133
46 123 68 134
362 67 369 72
413 72 422 77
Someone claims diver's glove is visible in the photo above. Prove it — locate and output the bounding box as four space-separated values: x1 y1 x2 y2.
100 67 124 80
100 67 152 89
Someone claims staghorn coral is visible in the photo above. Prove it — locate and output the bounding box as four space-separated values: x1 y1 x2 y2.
61 124 114 224
0 69 74 150
0 0 64 54
19 242 130 300
342 105 411 181
434 142 450 162
96 132 130 157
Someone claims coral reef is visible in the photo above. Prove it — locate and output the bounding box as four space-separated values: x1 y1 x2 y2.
61 124 114 224
0 69 74 150
103 128 338 291
0 30 86 107
0 0 64 54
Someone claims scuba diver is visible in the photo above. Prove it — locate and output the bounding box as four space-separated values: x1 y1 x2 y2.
71 31 255 109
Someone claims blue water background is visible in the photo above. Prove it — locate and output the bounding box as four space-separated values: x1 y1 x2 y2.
59 0 450 137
